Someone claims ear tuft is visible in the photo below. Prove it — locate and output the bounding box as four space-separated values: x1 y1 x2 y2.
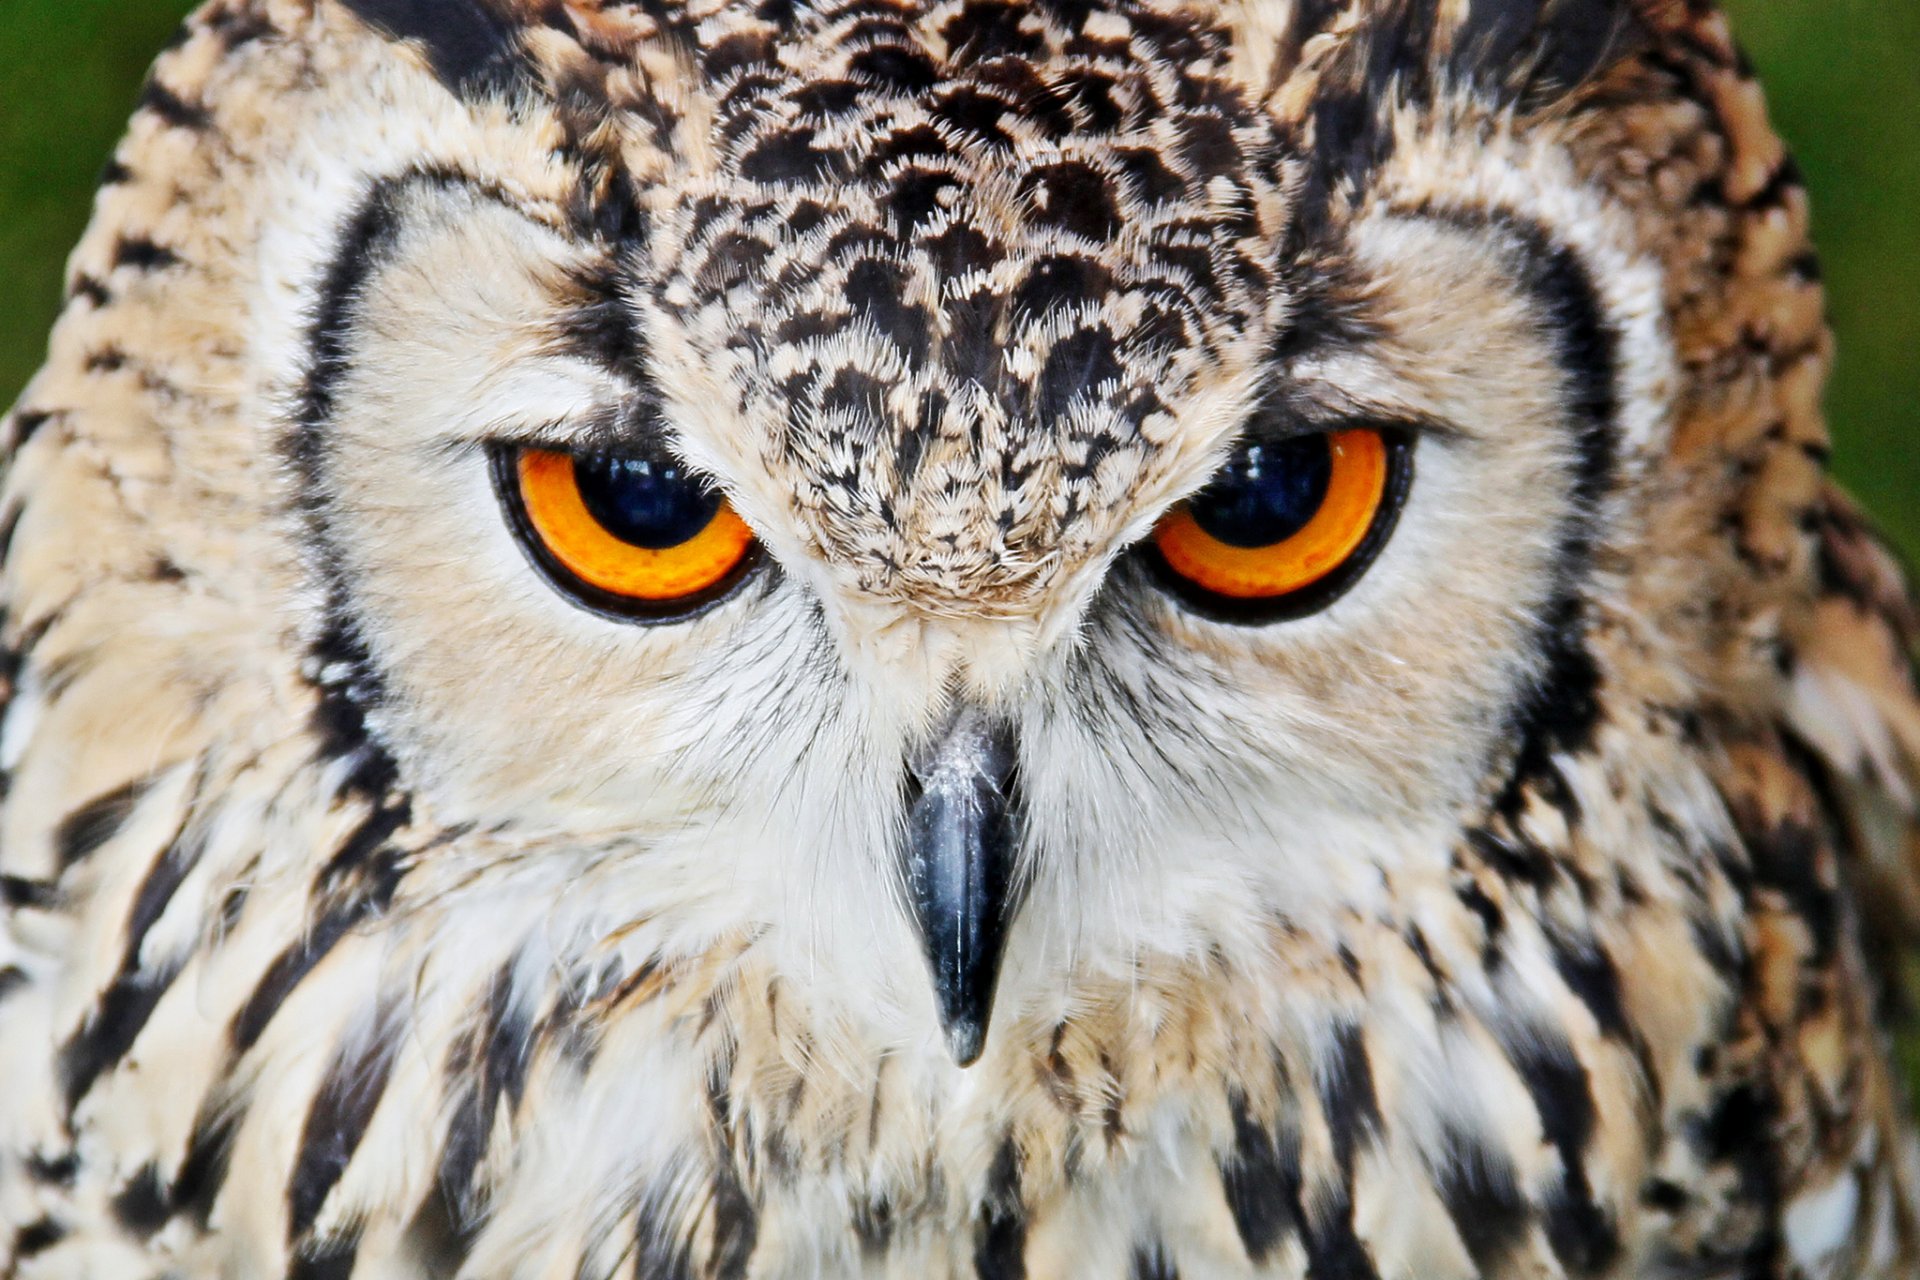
1447 0 1651 112
339 0 528 98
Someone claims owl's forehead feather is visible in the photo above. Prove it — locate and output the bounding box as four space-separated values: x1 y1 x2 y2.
332 0 1655 609
628 0 1297 609
341 0 1644 132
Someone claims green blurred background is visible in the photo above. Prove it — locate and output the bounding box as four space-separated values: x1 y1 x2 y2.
0 0 1915 553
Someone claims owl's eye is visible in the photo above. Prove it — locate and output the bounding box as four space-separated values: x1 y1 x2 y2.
494 446 759 618
1149 427 1411 620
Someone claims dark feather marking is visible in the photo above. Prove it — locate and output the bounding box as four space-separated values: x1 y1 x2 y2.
439 960 535 1217
58 956 187 1113
1219 1091 1303 1264
1 874 58 910
287 1236 361 1280
69 275 111 307
137 78 211 129
1317 1023 1382 1178
1525 0 1645 104
338 0 526 97
1301 1187 1380 1280
853 1196 895 1255
1642 1178 1689 1213
111 1164 170 1238
293 172 502 802
0 966 26 1003
11 409 53 448
701 1068 760 1280
305 611 402 801
288 1012 403 1242
121 829 204 974
1380 211 1620 818
218 881 251 934
13 1217 64 1258
1506 1034 1620 1272
553 263 648 372
709 1150 759 1280
207 7 279 49
229 875 396 1054
315 798 412 891
1729 149 1807 213
1455 876 1506 958
1465 825 1555 889
290 174 419 475
1432 1128 1530 1273
739 126 842 184
1696 1082 1783 1271
1131 1244 1178 1280
230 806 406 1053
1506 225 1619 509
1035 327 1123 426
1022 161 1122 240
1452 0 1540 74
635 1181 697 1280
1549 935 1631 1039
1294 0 1644 224
1736 752 1840 964
172 1106 241 1226
25 1152 78 1186
1498 551 1605 806
572 159 648 243
54 778 151 869
399 1186 478 1278
112 237 181 271
1453 0 1646 110
845 257 932 368
1288 1012 1378 1275
975 1134 1027 1279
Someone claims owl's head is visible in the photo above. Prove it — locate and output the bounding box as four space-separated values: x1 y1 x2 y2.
6 0 1820 1068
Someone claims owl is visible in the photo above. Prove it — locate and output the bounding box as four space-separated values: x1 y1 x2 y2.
2 0 1918 1276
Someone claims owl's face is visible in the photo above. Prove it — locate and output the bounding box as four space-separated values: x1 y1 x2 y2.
7 4 1876 1272
183 0 1690 1062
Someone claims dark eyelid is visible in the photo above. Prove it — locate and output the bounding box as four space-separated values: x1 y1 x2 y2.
476 401 676 457
1235 375 1471 447
1234 406 1462 453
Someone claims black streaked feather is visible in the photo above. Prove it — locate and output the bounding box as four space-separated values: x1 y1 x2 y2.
136 78 210 129
111 1165 170 1238
337 0 526 97
172 1105 242 1227
1432 1128 1531 1273
287 1237 360 1280
54 778 151 870
58 957 186 1112
230 808 405 1054
288 1013 404 1242
1219 1091 1303 1264
974 1135 1027 1280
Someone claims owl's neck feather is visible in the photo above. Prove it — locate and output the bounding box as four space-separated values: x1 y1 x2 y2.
12 702 1765 1277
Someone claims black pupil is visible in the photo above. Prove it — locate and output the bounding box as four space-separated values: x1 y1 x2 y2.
1188 434 1333 548
572 452 721 550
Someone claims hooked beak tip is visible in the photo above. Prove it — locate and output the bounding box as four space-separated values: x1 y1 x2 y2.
945 1017 989 1068
903 703 1020 1070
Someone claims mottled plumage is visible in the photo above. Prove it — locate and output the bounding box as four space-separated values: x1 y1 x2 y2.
3 0 1918 1277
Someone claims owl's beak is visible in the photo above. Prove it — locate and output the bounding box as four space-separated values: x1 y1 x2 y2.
902 703 1020 1068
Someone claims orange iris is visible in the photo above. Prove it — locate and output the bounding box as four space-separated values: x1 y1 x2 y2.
514 449 754 601
1153 428 1390 600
